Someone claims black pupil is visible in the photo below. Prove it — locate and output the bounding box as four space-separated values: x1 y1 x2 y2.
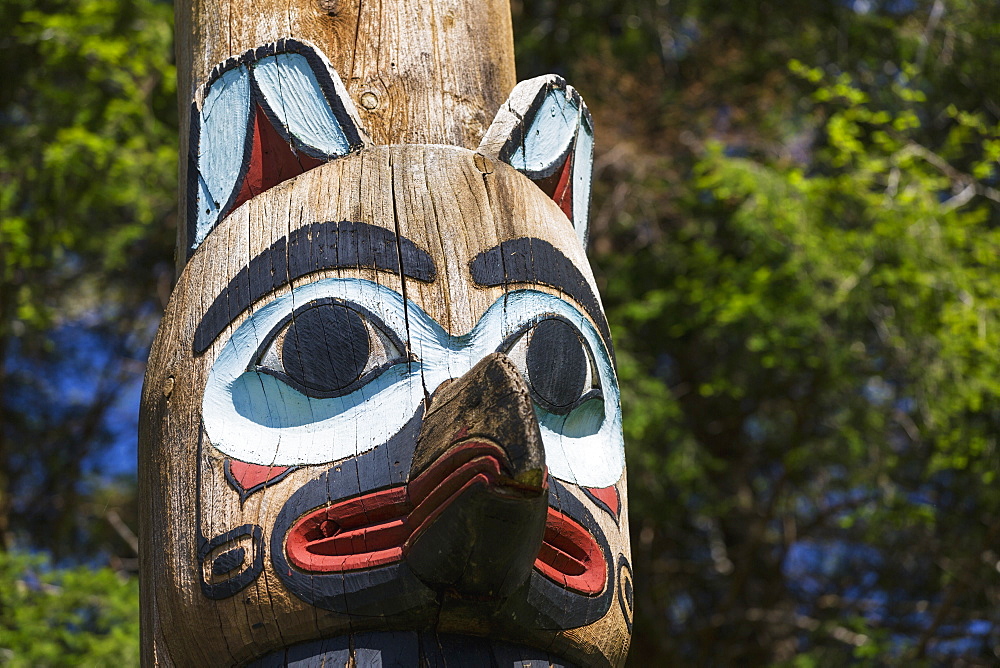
281 304 370 392
525 319 588 408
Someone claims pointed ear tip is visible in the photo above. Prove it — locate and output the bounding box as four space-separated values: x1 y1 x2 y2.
479 73 594 244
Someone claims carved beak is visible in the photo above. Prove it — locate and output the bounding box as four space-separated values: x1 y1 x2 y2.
403 352 549 598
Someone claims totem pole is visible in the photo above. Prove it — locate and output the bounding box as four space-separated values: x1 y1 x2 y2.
139 1 632 665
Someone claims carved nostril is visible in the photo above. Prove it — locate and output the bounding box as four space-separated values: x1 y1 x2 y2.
402 352 548 597
318 519 338 538
411 352 543 482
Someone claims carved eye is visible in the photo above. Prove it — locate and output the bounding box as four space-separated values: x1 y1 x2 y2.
505 317 602 414
255 299 407 398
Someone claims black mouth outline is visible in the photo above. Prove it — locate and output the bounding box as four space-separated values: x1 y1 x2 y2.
284 439 593 584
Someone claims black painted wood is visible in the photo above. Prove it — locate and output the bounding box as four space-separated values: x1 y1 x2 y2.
194 220 435 354
269 409 438 616
281 304 369 392
211 547 245 577
197 523 264 600
246 633 580 668
184 39 368 259
406 353 547 598
617 555 634 633
469 237 614 356
526 318 588 409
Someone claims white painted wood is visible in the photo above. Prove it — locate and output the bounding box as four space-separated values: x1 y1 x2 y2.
572 115 594 247
142 145 633 666
254 53 353 157
148 0 630 658
477 74 563 162
508 87 580 178
479 74 595 246
203 278 623 486
194 66 251 249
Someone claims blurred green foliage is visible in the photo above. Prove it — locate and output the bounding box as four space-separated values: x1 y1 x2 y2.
608 73 999 663
511 0 999 663
0 1 172 659
0 0 176 332
0 551 139 667
0 0 175 559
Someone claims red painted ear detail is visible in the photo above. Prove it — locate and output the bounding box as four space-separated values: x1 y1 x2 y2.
230 104 324 213
479 74 594 247
534 150 574 221
186 38 368 260
583 485 621 523
224 459 294 502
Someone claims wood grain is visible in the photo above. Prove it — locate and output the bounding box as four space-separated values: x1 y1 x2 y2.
147 1 630 664
142 148 632 665
175 0 515 270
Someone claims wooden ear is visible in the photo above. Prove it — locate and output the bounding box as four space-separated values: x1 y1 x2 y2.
187 39 369 256
479 75 594 247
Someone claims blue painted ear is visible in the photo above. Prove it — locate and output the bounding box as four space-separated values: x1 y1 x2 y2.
479 75 594 248
187 39 369 257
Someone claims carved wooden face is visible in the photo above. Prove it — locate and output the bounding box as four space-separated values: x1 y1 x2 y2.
142 40 631 667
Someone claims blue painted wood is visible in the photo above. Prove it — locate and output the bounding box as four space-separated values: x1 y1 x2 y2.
254 53 351 159
433 634 495 666
508 88 578 179
354 631 419 667
287 636 350 667
186 41 369 257
194 65 251 249
482 76 595 241
571 114 594 245
202 278 624 487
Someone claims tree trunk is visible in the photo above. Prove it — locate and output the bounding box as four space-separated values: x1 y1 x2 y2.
141 1 631 665
173 0 516 272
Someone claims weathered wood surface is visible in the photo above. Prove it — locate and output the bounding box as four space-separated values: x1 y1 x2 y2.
174 0 516 270
140 1 631 665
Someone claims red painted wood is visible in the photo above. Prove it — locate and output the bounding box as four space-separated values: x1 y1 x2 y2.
286 486 411 572
585 485 621 519
231 104 324 214
535 152 574 221
228 460 290 492
534 508 606 595
407 441 508 501
551 151 574 220
282 438 606 594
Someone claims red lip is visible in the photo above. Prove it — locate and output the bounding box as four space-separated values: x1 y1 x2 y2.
285 485 412 572
535 509 607 595
284 441 607 595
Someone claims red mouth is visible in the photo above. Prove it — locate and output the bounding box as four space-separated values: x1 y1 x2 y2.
534 509 606 595
284 441 607 595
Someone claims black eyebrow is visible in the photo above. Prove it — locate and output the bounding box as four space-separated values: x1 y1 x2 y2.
468 237 615 356
193 220 435 354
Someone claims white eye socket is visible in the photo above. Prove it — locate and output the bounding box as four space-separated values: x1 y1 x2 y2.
203 279 425 468
202 281 623 485
504 316 602 415
254 298 407 398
